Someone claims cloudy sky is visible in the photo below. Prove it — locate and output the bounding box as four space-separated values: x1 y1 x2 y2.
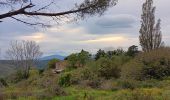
0 0 170 57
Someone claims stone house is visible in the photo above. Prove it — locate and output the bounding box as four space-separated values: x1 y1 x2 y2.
52 61 67 74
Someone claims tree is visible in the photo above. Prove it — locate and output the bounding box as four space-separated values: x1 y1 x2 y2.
106 51 114 58
6 40 43 78
78 49 91 67
0 0 118 27
126 45 139 57
113 48 125 56
67 53 79 68
67 50 91 68
139 0 164 52
95 49 106 60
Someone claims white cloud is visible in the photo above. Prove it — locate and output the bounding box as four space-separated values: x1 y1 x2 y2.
18 32 46 43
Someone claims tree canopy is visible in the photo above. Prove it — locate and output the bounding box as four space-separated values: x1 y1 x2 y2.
0 0 118 27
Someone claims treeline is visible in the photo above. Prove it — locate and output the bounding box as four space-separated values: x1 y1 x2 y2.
55 47 170 88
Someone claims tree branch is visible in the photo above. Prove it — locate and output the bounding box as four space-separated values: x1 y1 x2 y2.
0 3 34 19
11 16 49 27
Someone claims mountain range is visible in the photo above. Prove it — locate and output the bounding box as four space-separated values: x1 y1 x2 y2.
40 54 66 60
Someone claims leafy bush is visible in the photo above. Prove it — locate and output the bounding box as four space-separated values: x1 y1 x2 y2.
81 67 96 80
96 57 121 79
48 59 60 69
58 72 71 87
47 85 67 96
122 47 170 80
86 77 102 88
67 50 91 68
121 60 144 80
0 78 8 87
38 69 44 75
10 70 26 83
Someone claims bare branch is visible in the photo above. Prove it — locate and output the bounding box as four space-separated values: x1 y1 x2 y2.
11 16 50 27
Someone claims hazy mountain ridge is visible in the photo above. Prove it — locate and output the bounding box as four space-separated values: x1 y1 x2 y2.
40 54 66 60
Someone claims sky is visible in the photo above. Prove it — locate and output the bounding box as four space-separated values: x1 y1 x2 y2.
0 0 170 57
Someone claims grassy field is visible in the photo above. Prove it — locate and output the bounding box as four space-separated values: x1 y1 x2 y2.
2 83 170 100
53 87 170 100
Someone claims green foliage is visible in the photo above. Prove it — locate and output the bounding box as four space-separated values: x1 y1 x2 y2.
95 49 106 60
96 57 121 79
3 47 170 99
113 48 125 56
117 80 138 90
126 45 139 57
95 48 126 60
38 69 44 75
13 70 26 83
0 77 8 87
67 53 78 68
121 59 144 80
78 50 91 67
122 47 170 80
47 85 67 96
58 73 71 87
81 67 95 80
48 59 60 69
67 50 91 68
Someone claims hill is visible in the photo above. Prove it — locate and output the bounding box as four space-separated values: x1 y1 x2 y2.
40 54 66 60
0 60 49 77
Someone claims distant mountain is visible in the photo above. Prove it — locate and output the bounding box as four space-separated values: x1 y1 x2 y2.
40 55 66 60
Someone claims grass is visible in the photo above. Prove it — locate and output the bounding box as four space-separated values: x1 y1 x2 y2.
53 86 114 100
52 86 170 100
1 80 170 100
1 69 170 100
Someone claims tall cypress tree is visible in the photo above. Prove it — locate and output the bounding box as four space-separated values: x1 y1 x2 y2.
139 0 164 52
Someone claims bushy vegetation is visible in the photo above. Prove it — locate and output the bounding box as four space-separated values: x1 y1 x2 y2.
122 47 170 80
66 50 91 68
1 46 170 100
1 0 169 99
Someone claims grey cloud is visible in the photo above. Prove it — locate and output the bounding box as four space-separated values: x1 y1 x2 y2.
69 14 138 35
96 15 136 28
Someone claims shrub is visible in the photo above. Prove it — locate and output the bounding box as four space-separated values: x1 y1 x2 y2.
122 47 170 80
47 85 67 96
81 67 95 80
100 80 114 90
0 78 8 87
117 80 138 90
121 60 144 80
48 59 60 69
10 70 26 83
80 77 102 88
58 72 71 87
96 57 121 79
38 69 44 75
86 78 102 88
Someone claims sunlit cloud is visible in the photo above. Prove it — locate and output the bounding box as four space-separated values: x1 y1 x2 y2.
82 36 126 43
18 33 46 43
